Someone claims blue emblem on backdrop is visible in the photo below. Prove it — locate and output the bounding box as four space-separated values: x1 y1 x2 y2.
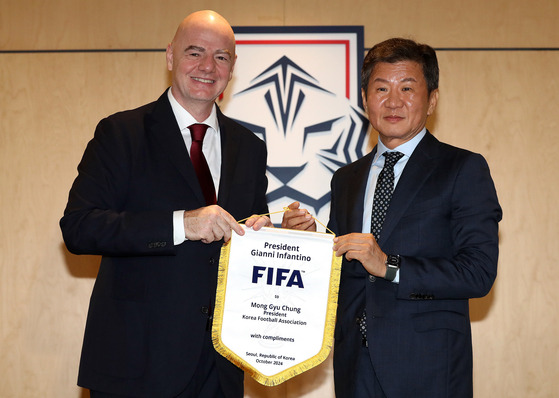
221 26 369 228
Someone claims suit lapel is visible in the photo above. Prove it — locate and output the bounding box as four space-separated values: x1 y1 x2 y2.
145 92 206 205
378 132 439 246
216 107 239 207
347 151 375 233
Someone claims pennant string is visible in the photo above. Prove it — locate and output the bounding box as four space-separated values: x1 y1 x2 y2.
237 207 335 235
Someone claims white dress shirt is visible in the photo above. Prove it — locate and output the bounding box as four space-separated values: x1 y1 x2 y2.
167 88 222 244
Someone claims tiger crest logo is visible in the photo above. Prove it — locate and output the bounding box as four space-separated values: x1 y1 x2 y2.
222 33 369 226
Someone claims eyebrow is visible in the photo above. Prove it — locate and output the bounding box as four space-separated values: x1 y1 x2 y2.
184 45 232 57
185 45 205 53
373 77 418 84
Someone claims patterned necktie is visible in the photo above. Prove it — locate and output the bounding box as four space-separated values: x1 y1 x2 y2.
370 151 404 240
360 151 403 347
189 123 216 205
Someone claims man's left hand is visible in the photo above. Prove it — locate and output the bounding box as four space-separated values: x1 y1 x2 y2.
333 233 388 278
244 215 274 230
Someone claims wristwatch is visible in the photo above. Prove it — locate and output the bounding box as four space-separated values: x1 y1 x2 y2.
384 254 400 281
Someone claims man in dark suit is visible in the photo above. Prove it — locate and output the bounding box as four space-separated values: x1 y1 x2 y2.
283 38 502 397
60 10 271 398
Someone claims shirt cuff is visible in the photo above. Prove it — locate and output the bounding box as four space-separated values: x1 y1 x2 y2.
173 210 186 245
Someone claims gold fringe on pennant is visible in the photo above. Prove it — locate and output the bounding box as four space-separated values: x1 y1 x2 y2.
212 231 343 386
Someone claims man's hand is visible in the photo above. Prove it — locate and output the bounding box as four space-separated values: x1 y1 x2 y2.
244 214 274 230
281 201 316 231
183 205 244 244
333 233 388 277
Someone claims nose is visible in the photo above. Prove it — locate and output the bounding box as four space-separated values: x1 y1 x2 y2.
385 90 403 108
198 54 216 72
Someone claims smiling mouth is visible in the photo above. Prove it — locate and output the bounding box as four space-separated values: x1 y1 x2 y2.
192 77 215 84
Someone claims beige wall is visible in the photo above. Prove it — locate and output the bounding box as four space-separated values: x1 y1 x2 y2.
1 0 558 397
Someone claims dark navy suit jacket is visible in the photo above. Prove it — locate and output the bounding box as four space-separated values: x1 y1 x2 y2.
328 132 501 398
60 91 268 397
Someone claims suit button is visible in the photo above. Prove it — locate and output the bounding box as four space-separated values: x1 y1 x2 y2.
209 257 216 266
368 275 376 283
201 306 209 314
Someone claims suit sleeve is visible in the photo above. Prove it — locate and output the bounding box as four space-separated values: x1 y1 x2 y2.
252 137 270 216
396 153 502 300
60 117 175 257
326 173 339 235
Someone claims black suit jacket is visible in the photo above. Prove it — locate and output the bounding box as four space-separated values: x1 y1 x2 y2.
328 132 502 398
60 91 268 397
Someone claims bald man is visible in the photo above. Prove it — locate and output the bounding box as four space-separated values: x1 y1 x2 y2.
61 10 270 398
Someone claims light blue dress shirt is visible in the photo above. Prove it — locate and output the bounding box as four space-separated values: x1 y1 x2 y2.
361 128 427 283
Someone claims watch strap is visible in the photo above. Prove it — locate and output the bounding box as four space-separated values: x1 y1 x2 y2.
385 254 400 281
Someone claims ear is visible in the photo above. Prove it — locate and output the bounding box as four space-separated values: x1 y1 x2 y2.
229 54 237 81
165 43 173 72
361 88 368 114
427 89 439 116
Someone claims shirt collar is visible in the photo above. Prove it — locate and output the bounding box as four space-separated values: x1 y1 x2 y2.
373 128 427 164
167 88 219 133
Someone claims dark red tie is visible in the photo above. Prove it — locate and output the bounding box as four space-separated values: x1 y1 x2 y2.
189 123 216 205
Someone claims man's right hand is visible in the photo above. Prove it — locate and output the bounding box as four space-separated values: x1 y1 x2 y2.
183 205 244 244
281 201 316 232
